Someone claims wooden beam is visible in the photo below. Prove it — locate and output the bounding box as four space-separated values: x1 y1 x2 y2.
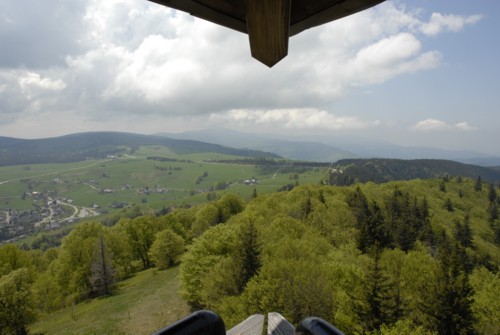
149 0 247 34
290 0 386 36
227 314 265 335
245 0 291 67
267 312 295 335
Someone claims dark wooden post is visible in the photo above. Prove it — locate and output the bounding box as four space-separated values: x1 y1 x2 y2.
245 0 291 67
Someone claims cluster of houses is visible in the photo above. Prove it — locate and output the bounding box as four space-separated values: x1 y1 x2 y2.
103 184 168 195
0 197 67 242
243 178 259 185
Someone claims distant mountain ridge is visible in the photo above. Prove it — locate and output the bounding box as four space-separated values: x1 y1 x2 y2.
333 158 500 183
0 132 279 166
157 128 500 166
156 128 357 162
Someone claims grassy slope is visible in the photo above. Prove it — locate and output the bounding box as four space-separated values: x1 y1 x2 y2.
30 267 190 335
0 146 324 213
28 178 499 333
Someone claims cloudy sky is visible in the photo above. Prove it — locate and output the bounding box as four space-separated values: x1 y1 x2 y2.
0 0 499 155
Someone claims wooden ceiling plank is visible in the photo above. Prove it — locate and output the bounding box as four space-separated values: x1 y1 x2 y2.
245 0 291 67
290 0 385 36
149 0 247 34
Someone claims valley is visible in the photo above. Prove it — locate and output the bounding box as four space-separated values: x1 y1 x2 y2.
0 144 324 243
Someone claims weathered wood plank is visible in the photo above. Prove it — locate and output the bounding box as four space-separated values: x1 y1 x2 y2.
267 312 294 335
245 0 291 67
227 313 265 335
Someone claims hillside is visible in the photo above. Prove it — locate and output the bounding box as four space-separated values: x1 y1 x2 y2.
0 132 280 166
0 146 325 243
331 158 500 183
4 178 497 335
29 267 189 335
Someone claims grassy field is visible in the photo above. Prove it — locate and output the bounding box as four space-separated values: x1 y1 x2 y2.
0 146 327 212
30 267 190 335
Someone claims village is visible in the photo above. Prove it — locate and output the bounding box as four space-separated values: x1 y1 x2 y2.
0 191 98 244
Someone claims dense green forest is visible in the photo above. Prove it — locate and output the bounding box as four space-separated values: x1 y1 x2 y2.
331 159 500 184
0 177 499 334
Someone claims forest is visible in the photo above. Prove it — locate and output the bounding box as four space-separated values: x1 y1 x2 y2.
0 177 499 335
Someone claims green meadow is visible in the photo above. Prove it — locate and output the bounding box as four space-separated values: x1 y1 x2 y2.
0 146 326 213
30 267 189 335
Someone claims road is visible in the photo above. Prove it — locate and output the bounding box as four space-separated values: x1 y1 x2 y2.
33 199 99 228
0 159 114 185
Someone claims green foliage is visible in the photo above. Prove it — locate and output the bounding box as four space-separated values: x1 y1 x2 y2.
149 229 185 270
234 219 261 291
377 319 437 335
217 193 246 223
0 268 36 335
180 179 499 334
180 224 237 307
0 244 31 275
191 193 245 237
469 267 500 335
33 262 63 313
454 214 473 249
358 248 395 332
422 233 475 335
30 267 189 335
475 176 483 192
56 221 117 301
488 183 497 203
191 203 220 237
118 216 159 269
334 159 500 183
90 234 115 296
3 177 500 333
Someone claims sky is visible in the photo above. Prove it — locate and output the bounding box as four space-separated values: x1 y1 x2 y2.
0 0 499 155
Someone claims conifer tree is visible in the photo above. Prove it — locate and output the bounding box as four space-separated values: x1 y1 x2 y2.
424 232 475 335
235 220 261 292
358 201 390 253
90 234 115 296
359 247 394 332
488 183 497 203
454 214 473 249
474 176 482 192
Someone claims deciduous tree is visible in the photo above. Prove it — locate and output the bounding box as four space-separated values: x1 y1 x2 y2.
149 229 185 270
0 268 36 335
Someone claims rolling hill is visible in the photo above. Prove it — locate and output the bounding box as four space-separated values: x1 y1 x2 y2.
0 132 280 166
157 128 500 166
332 158 500 183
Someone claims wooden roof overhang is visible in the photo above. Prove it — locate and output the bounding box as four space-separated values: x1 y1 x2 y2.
148 0 386 67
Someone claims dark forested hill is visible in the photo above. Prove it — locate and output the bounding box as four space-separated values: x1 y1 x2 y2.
331 158 500 183
0 132 279 166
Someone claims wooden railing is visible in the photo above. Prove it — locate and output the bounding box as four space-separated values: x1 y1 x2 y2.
152 310 346 335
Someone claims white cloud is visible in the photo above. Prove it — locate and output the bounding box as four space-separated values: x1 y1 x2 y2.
19 72 66 92
347 33 441 84
454 122 477 131
421 13 482 36
0 0 485 139
412 119 476 131
211 108 379 130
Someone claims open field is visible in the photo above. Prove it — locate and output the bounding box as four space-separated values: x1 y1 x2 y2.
30 267 190 335
0 146 326 212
